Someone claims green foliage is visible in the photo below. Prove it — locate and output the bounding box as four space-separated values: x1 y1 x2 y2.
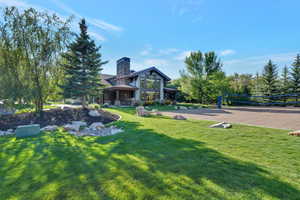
228 73 254 95
60 19 107 107
178 51 228 103
262 60 278 96
290 54 300 94
184 51 222 77
280 66 291 94
143 100 155 106
88 103 101 110
167 79 188 102
0 7 73 114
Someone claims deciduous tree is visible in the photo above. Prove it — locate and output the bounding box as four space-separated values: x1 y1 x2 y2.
0 7 73 115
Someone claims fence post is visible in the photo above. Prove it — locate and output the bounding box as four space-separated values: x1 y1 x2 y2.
217 96 222 109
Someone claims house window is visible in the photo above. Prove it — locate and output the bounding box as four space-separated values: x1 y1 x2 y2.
140 72 161 90
140 71 161 101
141 91 160 101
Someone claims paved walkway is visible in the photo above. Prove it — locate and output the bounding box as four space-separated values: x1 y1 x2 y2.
161 106 300 130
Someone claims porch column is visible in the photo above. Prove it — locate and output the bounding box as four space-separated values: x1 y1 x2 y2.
115 90 120 106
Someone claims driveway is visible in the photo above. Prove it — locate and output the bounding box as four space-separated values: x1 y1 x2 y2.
161 106 300 130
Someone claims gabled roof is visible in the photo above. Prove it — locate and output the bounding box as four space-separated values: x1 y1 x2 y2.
101 74 115 86
100 66 171 87
129 66 171 81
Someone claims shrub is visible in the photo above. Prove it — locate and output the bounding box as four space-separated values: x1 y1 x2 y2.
89 104 101 109
164 100 172 105
143 101 154 106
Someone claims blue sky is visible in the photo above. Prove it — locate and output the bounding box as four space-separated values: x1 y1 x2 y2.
0 0 299 78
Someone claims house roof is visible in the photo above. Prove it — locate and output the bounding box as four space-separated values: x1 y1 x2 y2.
100 66 171 87
101 74 115 86
128 66 171 81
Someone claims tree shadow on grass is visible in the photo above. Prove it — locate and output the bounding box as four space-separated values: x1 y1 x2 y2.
0 119 300 199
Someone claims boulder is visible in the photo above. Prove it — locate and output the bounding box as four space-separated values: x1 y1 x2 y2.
89 122 105 130
7 129 13 133
66 124 123 137
88 110 101 117
0 129 15 136
173 115 187 120
72 121 87 127
109 126 123 135
179 106 188 110
0 131 5 136
209 122 232 129
15 124 40 138
63 124 81 132
288 130 300 137
136 106 150 117
156 112 162 116
41 125 59 132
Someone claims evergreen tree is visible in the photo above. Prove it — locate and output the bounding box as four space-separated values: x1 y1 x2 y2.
280 65 290 93
61 19 107 107
290 54 300 94
262 60 278 96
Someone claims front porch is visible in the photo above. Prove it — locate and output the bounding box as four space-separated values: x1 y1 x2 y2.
102 85 137 106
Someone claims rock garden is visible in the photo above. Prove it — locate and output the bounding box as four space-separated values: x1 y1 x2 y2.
0 108 123 137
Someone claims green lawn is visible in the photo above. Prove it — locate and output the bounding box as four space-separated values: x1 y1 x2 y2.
1 108 300 200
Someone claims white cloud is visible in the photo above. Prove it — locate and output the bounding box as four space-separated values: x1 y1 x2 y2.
172 0 204 16
220 49 236 56
159 48 179 55
88 19 123 32
0 0 110 42
140 50 150 56
0 0 56 14
139 45 153 56
144 59 168 67
174 50 192 60
140 47 179 57
50 0 80 16
0 0 30 8
50 0 122 32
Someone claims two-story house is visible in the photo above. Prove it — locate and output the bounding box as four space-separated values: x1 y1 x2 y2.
100 57 176 105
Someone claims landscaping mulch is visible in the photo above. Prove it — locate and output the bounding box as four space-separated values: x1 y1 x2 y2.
0 108 119 130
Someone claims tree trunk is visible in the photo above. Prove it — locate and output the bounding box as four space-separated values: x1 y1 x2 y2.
82 96 88 109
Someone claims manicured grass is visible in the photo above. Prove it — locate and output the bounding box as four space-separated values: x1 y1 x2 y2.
1 108 300 200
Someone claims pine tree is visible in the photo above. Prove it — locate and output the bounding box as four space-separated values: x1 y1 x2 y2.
281 65 290 93
290 54 300 94
61 19 107 107
262 60 278 96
